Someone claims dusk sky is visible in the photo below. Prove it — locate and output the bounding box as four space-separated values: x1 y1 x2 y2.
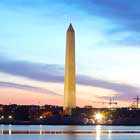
0 0 140 107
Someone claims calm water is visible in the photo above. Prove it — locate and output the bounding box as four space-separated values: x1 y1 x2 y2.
0 125 140 140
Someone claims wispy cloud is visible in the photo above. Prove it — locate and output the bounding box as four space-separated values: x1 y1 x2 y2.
76 0 140 46
0 58 139 101
0 81 61 96
77 75 140 100
2 0 140 33
0 0 139 54
0 57 64 82
83 0 140 31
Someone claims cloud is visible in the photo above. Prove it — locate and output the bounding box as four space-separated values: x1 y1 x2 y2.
0 0 139 46
71 0 140 46
85 0 140 29
0 58 139 101
2 0 140 33
0 57 64 82
0 81 61 96
77 75 140 100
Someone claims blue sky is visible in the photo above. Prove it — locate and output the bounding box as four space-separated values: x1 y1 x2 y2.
0 0 140 106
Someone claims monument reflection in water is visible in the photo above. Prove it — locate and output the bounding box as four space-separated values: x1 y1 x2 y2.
65 126 78 140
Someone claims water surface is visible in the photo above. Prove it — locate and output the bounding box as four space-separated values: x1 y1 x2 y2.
0 125 140 140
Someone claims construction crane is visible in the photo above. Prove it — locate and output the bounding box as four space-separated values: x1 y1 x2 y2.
108 99 117 107
92 99 117 108
133 96 140 108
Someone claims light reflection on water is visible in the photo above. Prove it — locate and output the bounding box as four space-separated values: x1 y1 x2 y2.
9 124 12 135
96 125 101 140
108 129 112 140
39 125 42 135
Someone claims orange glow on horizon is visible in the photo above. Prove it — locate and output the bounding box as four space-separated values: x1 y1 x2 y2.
0 87 63 106
0 87 130 108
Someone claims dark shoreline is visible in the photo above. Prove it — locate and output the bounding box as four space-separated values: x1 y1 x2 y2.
1 104 140 126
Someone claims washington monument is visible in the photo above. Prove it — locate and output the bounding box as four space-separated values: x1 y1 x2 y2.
64 23 76 115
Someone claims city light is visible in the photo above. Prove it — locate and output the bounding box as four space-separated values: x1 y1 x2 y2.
95 113 103 122
8 115 12 119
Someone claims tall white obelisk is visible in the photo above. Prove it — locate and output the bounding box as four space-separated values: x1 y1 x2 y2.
64 23 76 115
